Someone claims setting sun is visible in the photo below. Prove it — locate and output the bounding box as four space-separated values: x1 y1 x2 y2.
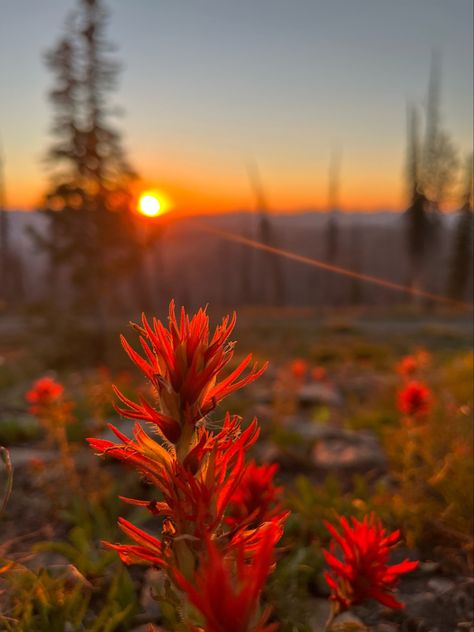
138 193 162 217
137 189 172 217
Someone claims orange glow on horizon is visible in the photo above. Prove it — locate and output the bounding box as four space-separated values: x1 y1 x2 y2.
5 174 415 215
4 164 410 214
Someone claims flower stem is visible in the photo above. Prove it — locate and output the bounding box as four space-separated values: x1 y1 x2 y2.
0 446 13 515
176 422 194 463
323 606 337 632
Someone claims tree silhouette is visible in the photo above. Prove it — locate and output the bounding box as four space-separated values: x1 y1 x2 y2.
325 146 341 264
403 104 431 294
421 53 458 212
419 55 458 305
404 57 460 303
447 154 473 301
247 162 285 306
0 142 9 305
35 0 147 359
239 221 254 306
349 223 363 305
323 146 342 305
0 143 23 308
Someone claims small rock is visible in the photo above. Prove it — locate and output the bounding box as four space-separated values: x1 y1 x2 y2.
335 611 365 623
375 624 398 632
332 610 367 629
311 428 386 475
9 446 57 468
418 561 440 574
309 597 331 630
283 417 339 442
427 576 456 595
403 591 437 619
140 568 162 620
298 382 343 408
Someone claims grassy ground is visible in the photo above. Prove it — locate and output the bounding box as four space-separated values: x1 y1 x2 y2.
0 306 472 631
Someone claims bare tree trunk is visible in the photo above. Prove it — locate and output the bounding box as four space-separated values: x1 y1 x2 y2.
0 145 10 306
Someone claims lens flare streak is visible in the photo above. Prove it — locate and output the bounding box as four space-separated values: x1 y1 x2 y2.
189 220 472 310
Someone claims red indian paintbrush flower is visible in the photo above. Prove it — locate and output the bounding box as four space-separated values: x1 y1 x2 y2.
115 301 267 455
226 461 284 529
89 414 284 571
88 302 287 625
397 381 432 417
289 358 308 380
26 376 64 416
396 350 431 379
323 514 418 612
396 355 418 378
173 523 280 632
26 376 77 484
311 366 327 382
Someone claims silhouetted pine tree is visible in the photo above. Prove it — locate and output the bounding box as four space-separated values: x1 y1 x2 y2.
323 147 341 305
247 162 285 306
239 221 253 306
421 53 458 213
325 214 339 264
34 0 148 360
0 142 10 306
325 147 341 264
420 54 458 305
404 57 460 305
404 105 430 293
447 154 473 301
349 223 363 305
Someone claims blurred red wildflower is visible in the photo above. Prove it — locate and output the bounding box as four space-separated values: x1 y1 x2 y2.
25 376 77 484
115 301 267 449
173 524 279 632
311 366 327 382
226 461 284 529
27 457 46 472
452 439 472 457
323 514 418 612
396 349 432 379
289 358 307 380
396 355 417 378
414 348 431 368
26 376 64 416
397 381 432 417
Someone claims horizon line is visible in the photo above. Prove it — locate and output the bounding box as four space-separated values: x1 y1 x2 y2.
4 206 465 216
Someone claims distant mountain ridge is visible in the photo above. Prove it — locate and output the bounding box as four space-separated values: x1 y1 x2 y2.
2 207 466 309
2 207 460 251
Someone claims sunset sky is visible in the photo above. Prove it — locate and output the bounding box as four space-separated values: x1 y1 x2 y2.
0 0 472 214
